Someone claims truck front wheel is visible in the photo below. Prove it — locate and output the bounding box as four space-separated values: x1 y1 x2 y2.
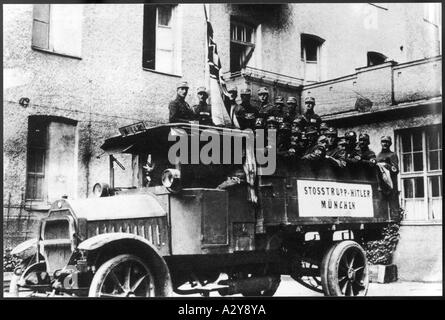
320 241 369 296
89 254 156 297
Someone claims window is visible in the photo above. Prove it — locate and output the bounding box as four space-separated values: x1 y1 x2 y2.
26 120 47 201
32 4 83 58
143 5 180 75
397 125 442 222
367 51 387 66
301 34 325 82
230 20 255 73
26 117 77 205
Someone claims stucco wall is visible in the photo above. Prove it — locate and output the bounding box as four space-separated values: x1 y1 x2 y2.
3 4 210 248
393 224 442 282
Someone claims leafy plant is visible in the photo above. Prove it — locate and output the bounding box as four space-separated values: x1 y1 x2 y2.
3 252 22 272
365 222 400 265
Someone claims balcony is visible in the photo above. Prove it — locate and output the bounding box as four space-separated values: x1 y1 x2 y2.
224 66 304 107
302 56 442 125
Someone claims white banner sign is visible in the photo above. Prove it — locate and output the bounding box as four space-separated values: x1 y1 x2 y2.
297 180 374 217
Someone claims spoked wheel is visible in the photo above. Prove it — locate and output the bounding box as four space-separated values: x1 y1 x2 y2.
89 254 156 298
321 241 369 296
291 261 324 294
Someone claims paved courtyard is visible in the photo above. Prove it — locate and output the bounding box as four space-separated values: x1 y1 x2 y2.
3 273 442 298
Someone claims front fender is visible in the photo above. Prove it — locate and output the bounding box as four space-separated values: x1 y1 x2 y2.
78 232 173 296
78 232 158 251
11 238 38 258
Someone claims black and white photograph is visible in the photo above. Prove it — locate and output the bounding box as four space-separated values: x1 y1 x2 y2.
2 2 442 301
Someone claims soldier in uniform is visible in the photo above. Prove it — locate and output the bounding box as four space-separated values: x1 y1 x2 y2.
266 116 278 130
192 86 213 126
326 136 348 167
257 87 275 123
356 133 377 167
169 81 197 123
277 122 292 158
344 130 361 164
376 136 400 214
319 122 329 136
286 96 299 120
238 88 259 130
303 126 319 156
302 96 322 130
288 127 305 159
301 142 326 161
325 127 339 157
227 86 242 128
274 96 291 128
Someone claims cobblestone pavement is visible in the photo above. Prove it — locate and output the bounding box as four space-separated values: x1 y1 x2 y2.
3 273 442 298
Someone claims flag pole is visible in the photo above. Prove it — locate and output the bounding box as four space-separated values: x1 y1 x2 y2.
204 4 210 106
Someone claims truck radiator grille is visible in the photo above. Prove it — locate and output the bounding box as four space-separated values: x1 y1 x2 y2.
87 217 167 248
41 216 74 274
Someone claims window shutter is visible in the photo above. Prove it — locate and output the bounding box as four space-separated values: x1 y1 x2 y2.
32 4 50 50
50 5 83 57
143 5 157 69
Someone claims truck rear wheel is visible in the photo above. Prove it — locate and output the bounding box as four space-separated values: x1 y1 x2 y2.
320 241 369 296
89 254 156 297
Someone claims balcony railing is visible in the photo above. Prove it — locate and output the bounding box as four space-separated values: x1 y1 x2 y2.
302 56 442 119
224 66 304 88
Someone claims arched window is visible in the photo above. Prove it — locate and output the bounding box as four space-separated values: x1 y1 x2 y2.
367 51 387 66
301 34 325 82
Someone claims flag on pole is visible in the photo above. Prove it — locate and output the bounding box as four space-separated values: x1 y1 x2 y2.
204 6 233 127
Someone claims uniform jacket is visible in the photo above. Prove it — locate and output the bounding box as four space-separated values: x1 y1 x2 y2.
238 102 259 129
377 150 399 174
302 110 322 128
169 97 196 123
192 102 213 126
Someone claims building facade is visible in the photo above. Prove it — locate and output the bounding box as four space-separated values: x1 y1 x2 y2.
3 3 442 281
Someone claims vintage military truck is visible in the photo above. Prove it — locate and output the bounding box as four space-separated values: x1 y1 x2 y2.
10 122 393 297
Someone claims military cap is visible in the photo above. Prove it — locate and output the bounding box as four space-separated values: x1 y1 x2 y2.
359 133 370 142
325 127 338 136
304 96 315 104
317 135 328 143
279 122 291 131
240 88 252 95
381 135 392 143
227 85 238 93
266 116 277 124
345 130 357 139
274 96 285 104
287 96 298 104
197 86 207 94
306 126 318 135
258 87 269 95
338 137 348 145
177 81 189 89
320 122 329 130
